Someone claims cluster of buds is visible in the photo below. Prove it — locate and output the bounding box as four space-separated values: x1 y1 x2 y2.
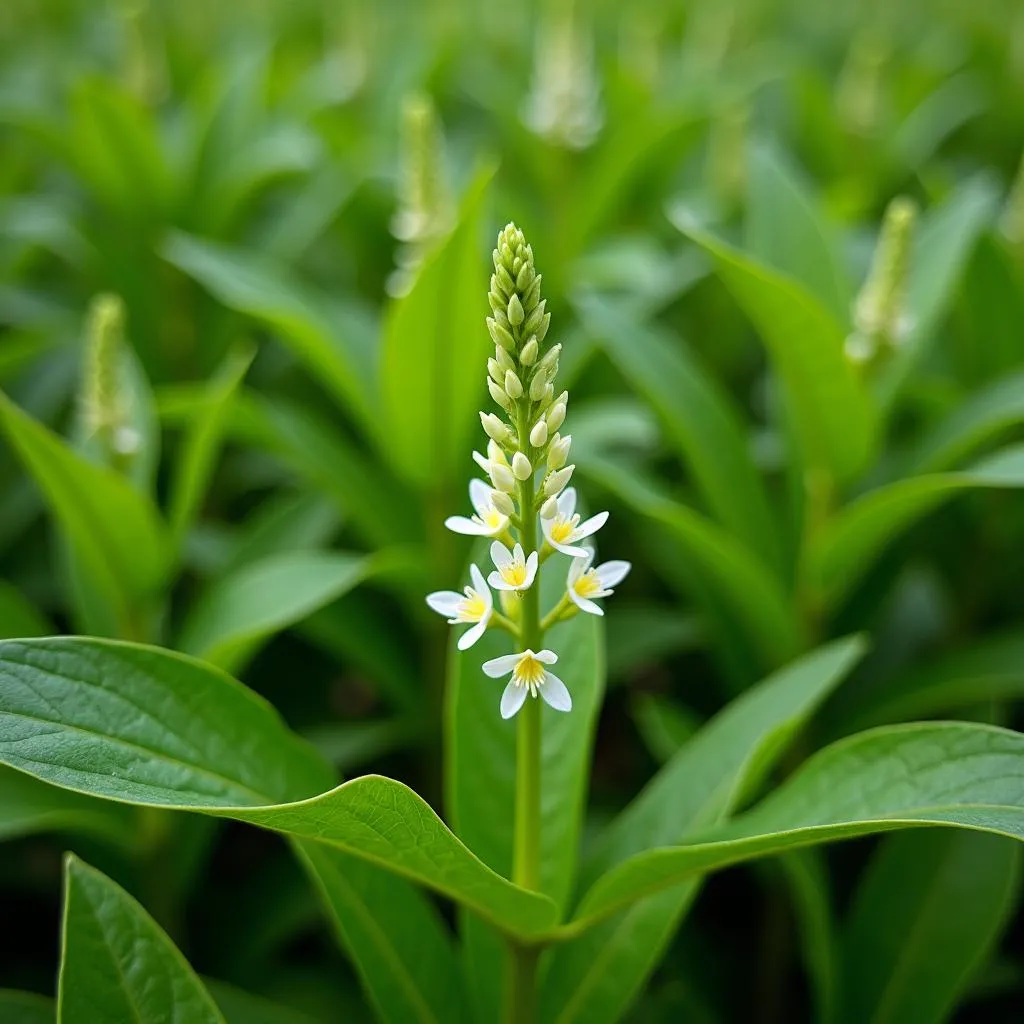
846 196 917 366
427 224 629 718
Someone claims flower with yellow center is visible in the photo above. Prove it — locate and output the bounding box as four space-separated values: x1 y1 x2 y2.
567 548 631 616
426 564 493 650
445 479 511 537
541 487 608 557
482 648 572 719
488 540 539 592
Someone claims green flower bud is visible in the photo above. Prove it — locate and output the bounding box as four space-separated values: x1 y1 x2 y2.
543 464 575 497
547 401 567 432
491 489 516 517
529 419 548 447
488 378 512 412
488 439 509 465
481 411 511 443
488 292 507 317
523 299 546 335
534 312 551 344
541 382 554 407
488 358 503 384
522 274 542 312
535 342 561 381
495 264 516 297
529 370 549 402
854 196 917 348
547 433 571 469
487 317 516 351
507 293 525 327
504 369 524 399
540 496 559 519
515 261 534 291
519 337 539 365
512 451 533 480
495 346 516 372
491 461 517 493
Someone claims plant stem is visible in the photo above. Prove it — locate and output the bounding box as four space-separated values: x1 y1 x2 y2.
505 942 540 1024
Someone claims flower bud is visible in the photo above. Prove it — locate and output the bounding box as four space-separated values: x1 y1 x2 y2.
488 358 503 384
537 342 561 378
523 299 546 334
488 439 509 465
507 294 525 327
534 312 551 344
495 264 516 297
522 274 542 312
491 461 517 493
543 464 575 497
529 370 549 401
488 378 512 412
481 411 511 444
540 496 559 519
529 419 548 448
515 261 534 291
541 383 554 406
487 316 516 351
495 345 516 372
491 489 516 516
519 337 538 365
547 401 567 432
512 451 533 480
547 433 571 469
504 369 523 399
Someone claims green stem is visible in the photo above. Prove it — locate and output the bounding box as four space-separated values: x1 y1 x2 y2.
505 942 540 1024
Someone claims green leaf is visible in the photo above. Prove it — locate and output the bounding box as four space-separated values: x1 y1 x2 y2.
0 765 134 845
0 990 54 1024
673 217 875 483
162 232 378 434
840 830 1020 1024
59 855 227 1024
805 444 1024 609
296 842 466 1023
745 142 851 321
902 370 1024 475
446 550 604 1020
630 694 703 765
539 637 867 1024
205 979 321 1024
0 637 556 940
177 549 375 674
0 580 53 638
379 168 492 487
577 294 782 573
0 391 168 633
167 345 254 556
878 177 999 410
606 606 704 683
570 721 1024 931
588 457 803 667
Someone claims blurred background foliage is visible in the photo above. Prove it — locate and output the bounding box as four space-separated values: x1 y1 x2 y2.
2 0 1024 1020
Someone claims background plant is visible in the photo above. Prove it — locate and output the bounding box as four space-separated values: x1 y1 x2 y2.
3 0 1024 1021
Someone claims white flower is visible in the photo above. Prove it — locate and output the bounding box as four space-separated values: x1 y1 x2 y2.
445 479 511 537
567 548 631 616
482 648 572 718
541 487 608 557
488 540 539 592
426 565 494 650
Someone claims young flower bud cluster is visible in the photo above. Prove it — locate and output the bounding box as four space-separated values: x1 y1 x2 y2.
428 224 630 719
846 196 917 366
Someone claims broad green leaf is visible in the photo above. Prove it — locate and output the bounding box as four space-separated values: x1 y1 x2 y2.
0 579 53 638
303 719 424 774
0 392 168 633
205 979 321 1024
840 830 1020 1024
379 169 492 487
577 294 781 573
846 632 1024 732
879 177 999 410
588 457 803 667
167 345 254 556
162 232 378 434
570 722 1024 931
296 842 466 1023
59 855 226 1024
446 549 604 1020
0 637 556 940
177 549 376 673
745 142 851 321
673 217 875 483
630 694 703 765
0 990 53 1024
805 444 1024 608
540 637 867 1024
902 370 1024 475
606 606 704 682
0 765 134 845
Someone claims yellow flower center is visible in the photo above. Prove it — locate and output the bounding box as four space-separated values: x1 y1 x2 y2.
550 520 574 543
514 654 546 689
458 590 487 621
502 562 528 587
483 508 504 529
574 570 601 598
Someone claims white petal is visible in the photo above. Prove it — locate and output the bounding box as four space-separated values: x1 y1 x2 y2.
567 555 585 586
490 540 513 571
557 487 577 519
523 551 539 587
534 649 558 664
541 514 555 546
570 590 604 616
596 560 631 589
540 672 572 712
550 537 590 558
426 591 464 617
458 619 487 650
500 681 529 719
488 571 517 592
512 543 526 564
468 564 491 609
472 450 491 472
469 478 493 517
574 511 609 540
483 653 522 678
446 516 491 536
